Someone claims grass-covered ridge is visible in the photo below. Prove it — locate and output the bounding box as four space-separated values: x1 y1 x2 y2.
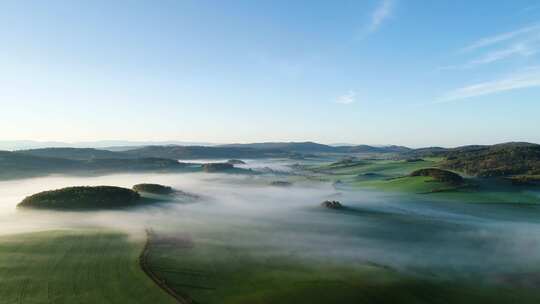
307 158 442 182
409 168 463 184
307 157 540 203
18 186 142 210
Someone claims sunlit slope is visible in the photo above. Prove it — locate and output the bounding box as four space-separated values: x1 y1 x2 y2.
0 230 175 304
307 158 451 191
308 158 540 203
311 158 442 177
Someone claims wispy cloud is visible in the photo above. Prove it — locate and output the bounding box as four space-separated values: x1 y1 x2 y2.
367 0 394 33
470 43 536 64
335 90 356 104
439 24 540 71
441 42 537 70
438 67 540 102
460 24 540 53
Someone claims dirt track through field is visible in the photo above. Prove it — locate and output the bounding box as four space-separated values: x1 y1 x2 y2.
0 230 177 304
139 229 195 304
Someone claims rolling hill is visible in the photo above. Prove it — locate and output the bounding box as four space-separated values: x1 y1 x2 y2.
3 142 540 180
15 143 412 161
123 145 288 159
220 142 411 154
220 141 337 153
17 147 131 160
0 150 186 179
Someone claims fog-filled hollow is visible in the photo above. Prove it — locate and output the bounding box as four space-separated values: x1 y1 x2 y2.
1 159 540 280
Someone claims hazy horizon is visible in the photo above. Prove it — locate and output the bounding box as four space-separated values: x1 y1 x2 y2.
1 138 540 151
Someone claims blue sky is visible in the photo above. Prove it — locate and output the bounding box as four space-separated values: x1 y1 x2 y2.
1 0 539 147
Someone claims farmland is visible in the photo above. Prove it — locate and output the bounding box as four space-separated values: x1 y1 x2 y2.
0 230 176 304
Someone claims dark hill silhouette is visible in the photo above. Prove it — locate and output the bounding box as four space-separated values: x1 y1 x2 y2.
123 145 286 159
220 142 411 154
0 150 186 180
17 147 131 160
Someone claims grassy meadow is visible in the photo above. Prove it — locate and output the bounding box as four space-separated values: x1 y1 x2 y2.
304 157 540 204
0 230 175 304
146 227 540 304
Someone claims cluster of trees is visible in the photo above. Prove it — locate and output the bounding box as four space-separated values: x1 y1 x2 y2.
321 200 343 209
442 143 540 177
133 183 174 195
18 186 141 210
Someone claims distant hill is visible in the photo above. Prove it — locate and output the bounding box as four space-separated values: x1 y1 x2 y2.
336 145 411 154
220 142 410 154
0 151 79 178
0 150 186 179
11 142 412 160
83 157 182 170
0 140 215 151
220 141 337 153
123 145 288 159
4 141 540 180
17 148 131 160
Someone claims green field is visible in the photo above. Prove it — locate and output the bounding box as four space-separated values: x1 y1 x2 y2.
146 229 540 304
310 158 442 177
0 230 175 304
302 158 445 186
306 158 540 204
2 224 540 304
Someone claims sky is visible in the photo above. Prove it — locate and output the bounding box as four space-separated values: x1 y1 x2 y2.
0 0 539 147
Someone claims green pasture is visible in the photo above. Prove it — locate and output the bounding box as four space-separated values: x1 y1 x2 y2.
305 158 540 204
146 228 540 304
0 230 175 304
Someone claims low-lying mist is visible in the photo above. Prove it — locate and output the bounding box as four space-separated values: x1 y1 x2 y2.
1 160 540 280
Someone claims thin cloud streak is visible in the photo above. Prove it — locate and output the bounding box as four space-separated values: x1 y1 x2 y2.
335 90 356 104
460 24 540 53
367 0 394 33
438 67 540 102
441 43 537 70
471 43 536 64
